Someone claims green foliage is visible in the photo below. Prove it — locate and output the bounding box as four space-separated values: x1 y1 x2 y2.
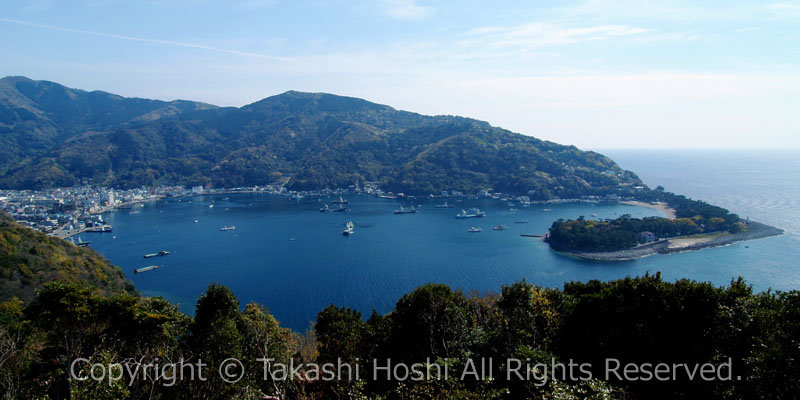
0 277 797 399
0 211 135 303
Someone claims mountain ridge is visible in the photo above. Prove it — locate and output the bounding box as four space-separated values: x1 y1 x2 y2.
0 76 642 198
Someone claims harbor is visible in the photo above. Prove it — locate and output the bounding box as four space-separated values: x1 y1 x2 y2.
80 191 796 330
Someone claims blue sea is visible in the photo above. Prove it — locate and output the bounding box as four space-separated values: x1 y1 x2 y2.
88 150 800 330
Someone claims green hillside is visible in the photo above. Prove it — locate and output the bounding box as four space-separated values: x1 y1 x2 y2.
0 77 641 198
0 211 135 303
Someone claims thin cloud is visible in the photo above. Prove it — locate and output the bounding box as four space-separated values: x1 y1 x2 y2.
0 17 297 63
382 0 435 20
462 22 649 50
766 2 800 12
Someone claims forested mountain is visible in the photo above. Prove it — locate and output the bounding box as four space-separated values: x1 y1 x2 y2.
0 76 641 198
0 211 135 303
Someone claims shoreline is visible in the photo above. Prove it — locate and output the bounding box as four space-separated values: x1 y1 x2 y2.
620 200 676 219
553 221 784 261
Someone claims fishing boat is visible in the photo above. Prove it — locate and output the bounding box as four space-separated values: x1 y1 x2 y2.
493 225 509 231
435 201 454 208
85 225 113 233
143 250 170 259
468 227 483 233
342 221 355 236
331 196 349 204
134 265 158 274
220 225 236 231
455 208 486 219
394 205 419 214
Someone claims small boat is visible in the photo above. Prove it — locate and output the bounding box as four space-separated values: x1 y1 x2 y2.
435 201 454 208
209 204 214 208
220 225 236 231
74 236 91 247
342 221 355 236
468 227 483 233
515 219 528 224
542 208 552 212
134 265 158 274
194 220 199 223
144 250 170 258
85 225 113 233
394 205 419 214
591 213 598 217
320 204 330 212
455 208 486 219
509 208 518 212
331 196 349 204
332 205 349 212
493 225 509 231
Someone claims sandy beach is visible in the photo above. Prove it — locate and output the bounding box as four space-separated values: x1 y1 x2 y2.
620 200 676 219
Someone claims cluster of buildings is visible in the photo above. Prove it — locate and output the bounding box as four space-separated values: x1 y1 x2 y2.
0 186 166 238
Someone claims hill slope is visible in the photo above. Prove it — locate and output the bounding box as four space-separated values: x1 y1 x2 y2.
0 212 135 303
0 77 641 198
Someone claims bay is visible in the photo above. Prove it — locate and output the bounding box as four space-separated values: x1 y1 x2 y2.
88 150 800 330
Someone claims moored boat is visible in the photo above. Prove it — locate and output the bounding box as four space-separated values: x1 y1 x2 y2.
331 196 349 204
85 225 113 232
394 205 419 214
342 221 355 236
455 208 486 219
74 236 91 247
134 265 158 274
143 250 170 258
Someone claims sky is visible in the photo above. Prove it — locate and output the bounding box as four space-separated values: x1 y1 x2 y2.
1 0 799 149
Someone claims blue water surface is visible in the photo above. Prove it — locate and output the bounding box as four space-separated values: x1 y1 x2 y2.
88 150 800 330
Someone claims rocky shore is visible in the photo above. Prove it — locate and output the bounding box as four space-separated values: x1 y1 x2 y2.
555 221 784 261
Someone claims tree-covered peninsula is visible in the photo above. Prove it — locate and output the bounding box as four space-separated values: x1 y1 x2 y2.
545 188 782 258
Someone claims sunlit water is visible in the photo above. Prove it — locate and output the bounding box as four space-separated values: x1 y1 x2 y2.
88 150 800 329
